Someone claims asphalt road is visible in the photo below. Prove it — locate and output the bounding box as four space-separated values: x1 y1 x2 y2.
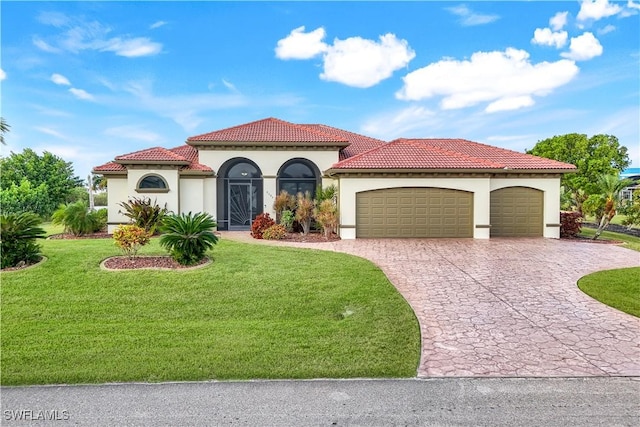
2 377 639 426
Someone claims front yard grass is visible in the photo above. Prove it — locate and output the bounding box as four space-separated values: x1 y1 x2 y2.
579 227 640 252
578 267 640 318
1 238 420 385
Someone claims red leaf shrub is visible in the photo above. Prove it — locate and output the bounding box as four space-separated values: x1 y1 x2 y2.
250 213 275 239
560 211 582 238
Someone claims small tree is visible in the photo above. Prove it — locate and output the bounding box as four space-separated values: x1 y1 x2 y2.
295 192 315 236
314 199 339 239
588 174 632 240
620 189 640 230
113 224 151 259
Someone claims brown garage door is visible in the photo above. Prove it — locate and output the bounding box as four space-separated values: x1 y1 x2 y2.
356 187 473 238
490 187 543 237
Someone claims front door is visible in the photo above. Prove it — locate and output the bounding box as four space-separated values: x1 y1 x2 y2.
229 183 253 229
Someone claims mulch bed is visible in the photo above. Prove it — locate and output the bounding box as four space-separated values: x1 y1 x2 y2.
562 235 624 244
102 256 210 270
48 232 112 240
265 232 341 243
1 256 47 272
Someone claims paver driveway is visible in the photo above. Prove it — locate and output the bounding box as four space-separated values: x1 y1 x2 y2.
223 233 640 377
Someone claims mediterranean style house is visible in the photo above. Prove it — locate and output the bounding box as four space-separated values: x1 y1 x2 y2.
93 117 576 239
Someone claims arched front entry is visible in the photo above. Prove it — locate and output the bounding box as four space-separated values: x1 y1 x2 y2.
217 158 263 230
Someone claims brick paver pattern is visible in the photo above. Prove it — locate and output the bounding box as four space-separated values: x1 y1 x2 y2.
222 233 640 377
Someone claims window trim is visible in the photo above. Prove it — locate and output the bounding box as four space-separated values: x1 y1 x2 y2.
135 174 170 193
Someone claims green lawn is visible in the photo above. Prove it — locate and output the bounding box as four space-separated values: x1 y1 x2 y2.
579 227 640 252
576 228 639 317
1 238 420 385
578 267 640 317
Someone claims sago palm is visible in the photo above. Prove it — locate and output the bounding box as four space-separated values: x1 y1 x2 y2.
159 212 218 265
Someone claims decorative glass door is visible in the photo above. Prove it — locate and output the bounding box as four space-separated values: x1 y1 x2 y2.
229 183 252 229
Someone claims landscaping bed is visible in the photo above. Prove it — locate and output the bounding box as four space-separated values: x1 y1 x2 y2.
102 255 210 270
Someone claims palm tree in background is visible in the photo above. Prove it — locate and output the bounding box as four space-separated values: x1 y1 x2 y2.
0 117 9 145
592 174 632 240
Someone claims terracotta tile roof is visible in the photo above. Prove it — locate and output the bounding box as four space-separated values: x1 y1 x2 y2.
95 145 212 174
187 117 349 145
330 138 577 171
92 161 126 173
115 146 190 164
302 124 385 160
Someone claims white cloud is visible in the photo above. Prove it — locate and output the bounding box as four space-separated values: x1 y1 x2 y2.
33 36 62 53
275 26 328 60
485 96 535 113
577 0 622 21
99 37 162 57
34 15 163 58
549 11 569 31
150 20 167 29
629 1 640 10
69 88 95 101
561 32 603 61
532 28 568 48
104 125 163 143
36 11 70 28
35 127 70 141
276 27 415 88
222 79 239 92
51 73 71 86
446 4 500 26
396 48 579 113
320 34 415 88
598 24 616 35
0 68 6 81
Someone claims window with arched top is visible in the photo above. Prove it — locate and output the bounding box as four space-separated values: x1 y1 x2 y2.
136 174 169 193
277 159 320 197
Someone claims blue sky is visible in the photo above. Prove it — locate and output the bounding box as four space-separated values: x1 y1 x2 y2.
2 1 639 180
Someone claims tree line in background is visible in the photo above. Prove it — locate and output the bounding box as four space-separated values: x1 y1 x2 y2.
527 133 638 238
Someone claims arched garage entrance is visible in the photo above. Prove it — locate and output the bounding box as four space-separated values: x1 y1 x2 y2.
356 187 473 238
490 187 543 237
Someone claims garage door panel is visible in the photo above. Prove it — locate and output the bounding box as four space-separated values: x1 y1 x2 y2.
357 187 473 238
491 187 543 237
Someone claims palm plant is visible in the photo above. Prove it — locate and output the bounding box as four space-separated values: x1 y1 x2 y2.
159 212 218 265
118 197 168 234
52 201 103 236
591 174 632 240
1 212 46 268
295 192 315 236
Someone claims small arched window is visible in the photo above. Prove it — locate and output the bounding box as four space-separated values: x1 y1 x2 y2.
136 174 169 193
278 159 319 197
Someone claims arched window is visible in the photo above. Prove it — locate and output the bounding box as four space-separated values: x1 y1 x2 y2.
278 159 319 197
136 174 169 192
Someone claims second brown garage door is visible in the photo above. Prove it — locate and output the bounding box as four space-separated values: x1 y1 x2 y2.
356 187 473 238
490 187 543 237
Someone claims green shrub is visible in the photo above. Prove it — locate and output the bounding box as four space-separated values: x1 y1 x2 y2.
1 212 46 269
118 197 168 234
273 190 296 222
52 201 104 236
94 192 108 207
315 184 337 204
262 224 287 240
250 213 275 239
113 224 151 258
314 199 339 238
280 209 294 232
160 212 218 265
295 192 315 236
0 179 57 218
